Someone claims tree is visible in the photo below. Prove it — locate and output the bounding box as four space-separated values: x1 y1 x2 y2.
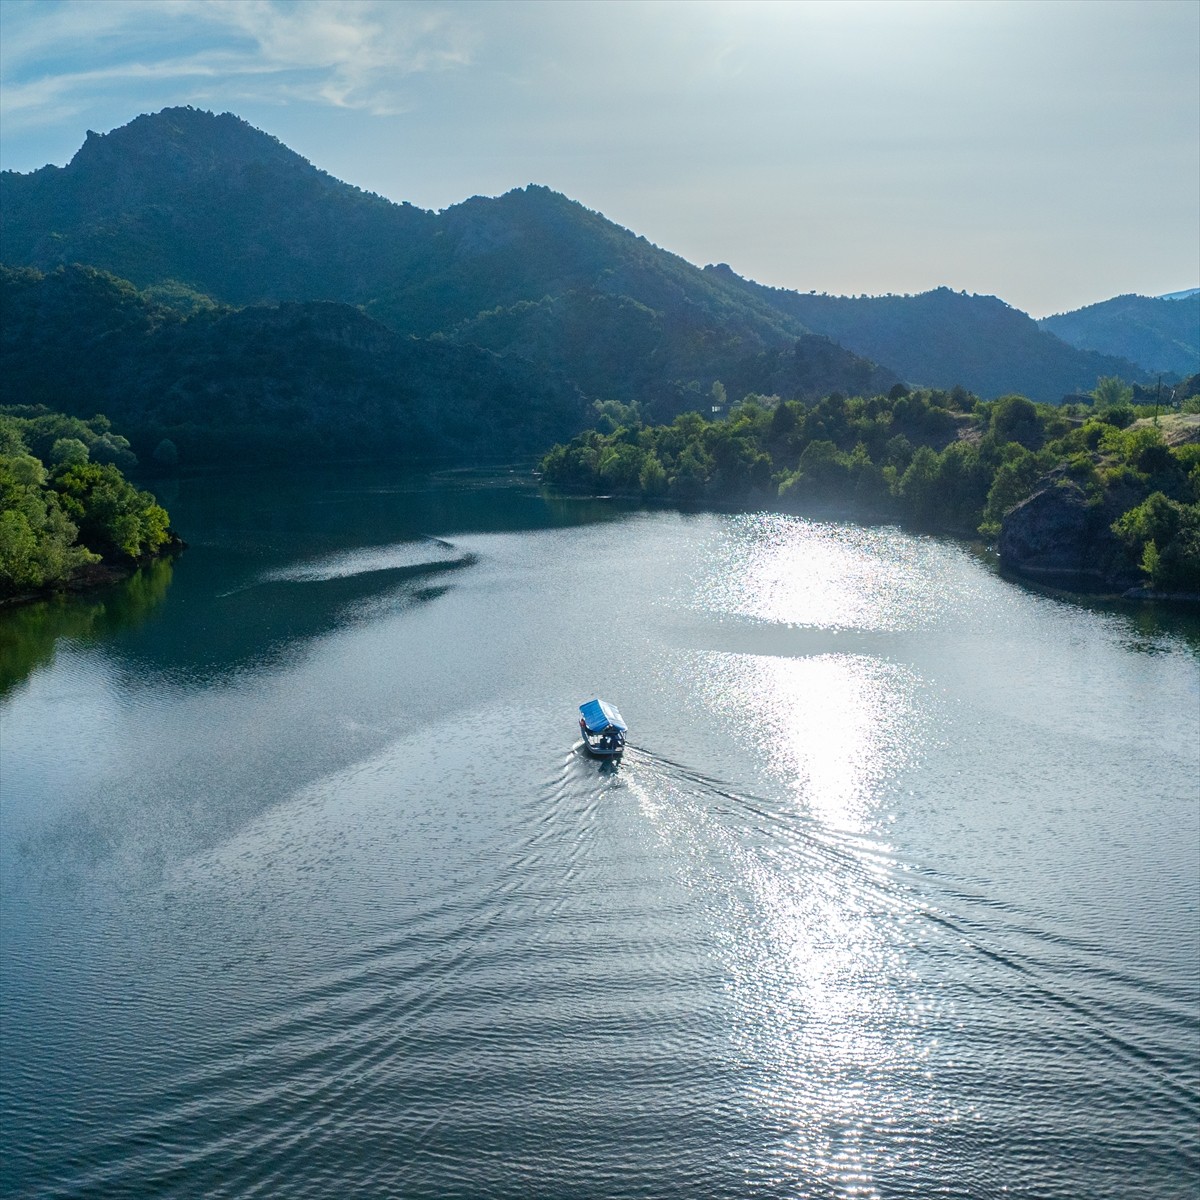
1093 376 1134 409
980 447 1045 535
897 445 942 525
932 440 991 529
593 399 642 434
1099 424 1166 470
1113 494 1200 591
0 453 98 594
779 439 849 501
51 437 90 467
596 442 644 492
53 462 171 560
638 452 668 496
989 395 1042 450
670 443 713 502
768 401 798 441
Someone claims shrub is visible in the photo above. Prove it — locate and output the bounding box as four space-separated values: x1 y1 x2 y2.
1113 493 1200 591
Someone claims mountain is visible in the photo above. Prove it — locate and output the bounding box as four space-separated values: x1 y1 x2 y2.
0 108 433 306
1038 293 1200 377
0 264 586 462
704 269 1149 400
0 106 1156 418
364 184 898 411
1 107 895 419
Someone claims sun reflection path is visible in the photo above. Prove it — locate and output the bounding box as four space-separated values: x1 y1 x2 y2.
693 512 976 632
737 841 941 1199
659 513 959 1194
633 726 952 1199
694 649 921 835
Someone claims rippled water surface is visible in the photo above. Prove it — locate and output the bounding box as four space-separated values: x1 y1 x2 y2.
2 467 1198 1199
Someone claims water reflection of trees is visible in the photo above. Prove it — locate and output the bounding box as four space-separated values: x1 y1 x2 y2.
1117 603 1200 656
0 557 174 695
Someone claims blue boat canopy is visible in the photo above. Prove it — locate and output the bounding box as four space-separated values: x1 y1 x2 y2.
579 698 626 733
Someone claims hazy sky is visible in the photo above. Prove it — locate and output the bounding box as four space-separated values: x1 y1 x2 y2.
1 0 1197 317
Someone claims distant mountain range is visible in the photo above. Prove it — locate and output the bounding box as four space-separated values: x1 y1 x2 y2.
1 107 1195 461
706 268 1154 402
1039 293 1200 378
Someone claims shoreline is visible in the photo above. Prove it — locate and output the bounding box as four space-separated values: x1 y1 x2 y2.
0 536 186 611
543 485 1200 607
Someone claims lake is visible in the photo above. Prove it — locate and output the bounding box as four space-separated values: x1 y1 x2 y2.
1 466 1197 1199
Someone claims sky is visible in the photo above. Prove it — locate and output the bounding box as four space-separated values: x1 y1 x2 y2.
1 0 1197 318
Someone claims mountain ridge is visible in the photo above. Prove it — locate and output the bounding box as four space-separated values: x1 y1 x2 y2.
705 268 1151 399
1038 293 1200 377
0 106 1173 408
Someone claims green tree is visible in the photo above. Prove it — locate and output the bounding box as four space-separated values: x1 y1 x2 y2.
932 441 991 530
51 437 90 467
980 447 1045 535
638 452 668 497
1113 493 1200 591
595 442 645 492
670 443 713 502
989 395 1043 450
779 439 849 501
897 445 942 525
1098 424 1165 471
53 462 171 560
1093 376 1134 409
0 453 99 594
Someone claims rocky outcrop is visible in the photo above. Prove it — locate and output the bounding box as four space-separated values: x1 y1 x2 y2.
998 475 1142 592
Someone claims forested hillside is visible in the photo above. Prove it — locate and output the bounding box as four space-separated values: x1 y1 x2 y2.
708 270 1150 400
0 265 587 463
1040 293 1200 377
0 106 1162 410
0 108 892 417
0 108 434 306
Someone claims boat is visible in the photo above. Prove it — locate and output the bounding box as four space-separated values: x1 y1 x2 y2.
578 698 627 758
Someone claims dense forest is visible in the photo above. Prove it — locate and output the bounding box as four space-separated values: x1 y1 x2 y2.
540 382 1200 594
0 408 173 599
0 264 587 464
706 271 1155 400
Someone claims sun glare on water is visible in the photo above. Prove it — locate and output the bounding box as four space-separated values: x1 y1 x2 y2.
678 514 948 1191
687 513 934 831
706 650 918 833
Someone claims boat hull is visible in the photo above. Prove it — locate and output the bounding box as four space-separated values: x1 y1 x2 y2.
583 738 624 758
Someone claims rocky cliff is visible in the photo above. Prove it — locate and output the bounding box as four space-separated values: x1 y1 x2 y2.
998 473 1143 592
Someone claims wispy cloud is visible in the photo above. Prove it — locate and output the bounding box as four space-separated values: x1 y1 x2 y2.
0 0 1194 314
0 0 476 127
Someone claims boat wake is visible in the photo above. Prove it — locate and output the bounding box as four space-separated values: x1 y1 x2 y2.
256 537 472 584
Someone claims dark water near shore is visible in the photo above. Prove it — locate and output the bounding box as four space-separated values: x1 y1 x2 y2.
2 466 1198 1199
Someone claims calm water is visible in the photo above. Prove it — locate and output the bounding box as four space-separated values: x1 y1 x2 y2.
2 466 1198 1199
